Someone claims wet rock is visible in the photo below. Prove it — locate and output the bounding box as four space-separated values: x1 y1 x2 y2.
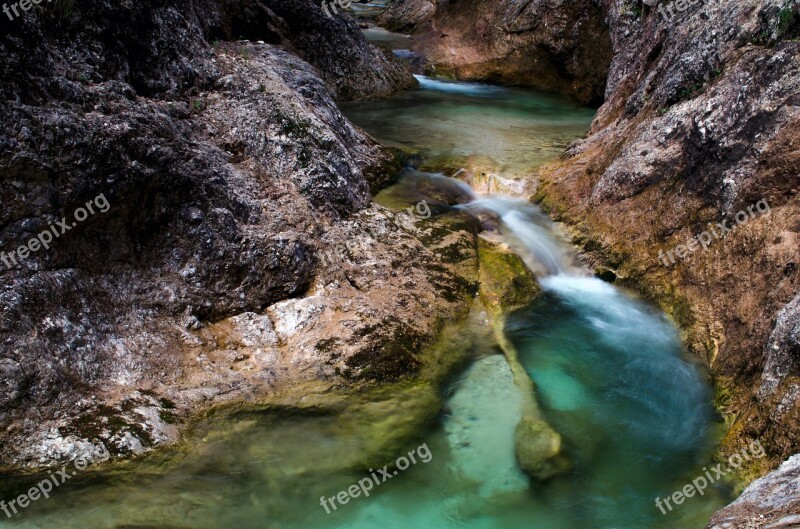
477 239 540 313
514 416 568 481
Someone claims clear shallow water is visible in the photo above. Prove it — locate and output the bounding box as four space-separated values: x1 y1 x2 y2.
0 76 726 529
341 75 596 177
361 26 413 51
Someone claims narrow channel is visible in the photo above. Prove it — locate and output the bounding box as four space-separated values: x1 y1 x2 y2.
0 37 728 529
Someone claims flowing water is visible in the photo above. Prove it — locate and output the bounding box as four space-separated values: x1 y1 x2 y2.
0 59 728 529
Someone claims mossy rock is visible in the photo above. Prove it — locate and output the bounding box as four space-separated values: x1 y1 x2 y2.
339 381 442 469
478 239 540 313
514 415 570 480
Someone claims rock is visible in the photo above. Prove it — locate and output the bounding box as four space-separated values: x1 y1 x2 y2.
759 294 800 397
514 415 569 481
378 0 612 104
378 0 438 33
477 239 540 314
522 0 800 473
706 454 800 529
0 0 460 471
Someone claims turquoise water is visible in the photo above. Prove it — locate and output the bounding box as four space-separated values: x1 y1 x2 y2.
0 74 727 529
342 75 596 176
506 273 722 529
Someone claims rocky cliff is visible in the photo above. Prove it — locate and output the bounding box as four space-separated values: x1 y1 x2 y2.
533 0 800 475
378 0 613 104
0 0 489 471
380 0 800 525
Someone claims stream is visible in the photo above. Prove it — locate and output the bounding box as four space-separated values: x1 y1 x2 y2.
0 37 729 529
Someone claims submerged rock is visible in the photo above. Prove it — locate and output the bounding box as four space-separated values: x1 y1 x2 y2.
514 416 568 481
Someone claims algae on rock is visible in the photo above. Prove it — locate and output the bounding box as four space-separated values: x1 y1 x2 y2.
476 238 569 481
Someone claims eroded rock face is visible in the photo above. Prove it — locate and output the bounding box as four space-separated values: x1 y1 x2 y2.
527 0 800 473
0 0 464 471
760 294 800 397
378 0 613 104
200 0 418 99
707 454 800 529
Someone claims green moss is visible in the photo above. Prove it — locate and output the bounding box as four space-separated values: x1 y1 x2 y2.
60 403 155 455
477 239 540 313
280 119 311 137
713 375 736 419
338 382 442 468
345 325 427 382
671 294 696 328
159 410 178 425
363 147 410 194
514 416 570 480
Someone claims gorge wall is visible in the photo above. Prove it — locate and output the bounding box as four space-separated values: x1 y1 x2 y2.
0 0 485 471
378 0 613 104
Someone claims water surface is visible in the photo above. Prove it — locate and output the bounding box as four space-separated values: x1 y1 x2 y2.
342 75 596 177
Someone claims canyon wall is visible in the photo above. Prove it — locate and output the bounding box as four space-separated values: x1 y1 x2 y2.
379 0 613 104
0 0 484 470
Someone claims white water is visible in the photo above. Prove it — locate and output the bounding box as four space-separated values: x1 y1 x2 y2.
413 75 508 97
458 197 580 276
346 76 722 528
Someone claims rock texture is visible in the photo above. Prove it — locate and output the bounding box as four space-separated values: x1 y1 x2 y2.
526 0 800 525
378 0 613 104
526 0 800 476
0 0 476 472
707 454 800 529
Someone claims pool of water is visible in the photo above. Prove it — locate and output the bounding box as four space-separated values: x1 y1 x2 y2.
504 273 723 529
341 75 596 178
